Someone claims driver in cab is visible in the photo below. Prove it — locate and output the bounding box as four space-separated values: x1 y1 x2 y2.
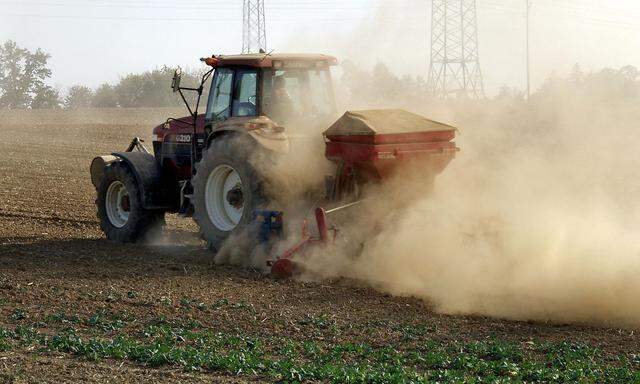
268 76 296 125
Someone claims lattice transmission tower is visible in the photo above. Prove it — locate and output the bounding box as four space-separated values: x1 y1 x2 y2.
242 0 267 54
427 0 484 98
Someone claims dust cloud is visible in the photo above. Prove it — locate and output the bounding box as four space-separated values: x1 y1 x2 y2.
262 0 640 328
288 82 640 328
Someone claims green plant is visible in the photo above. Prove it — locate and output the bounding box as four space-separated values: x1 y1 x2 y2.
10 308 26 321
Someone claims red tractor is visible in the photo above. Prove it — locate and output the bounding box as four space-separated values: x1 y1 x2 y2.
90 53 459 272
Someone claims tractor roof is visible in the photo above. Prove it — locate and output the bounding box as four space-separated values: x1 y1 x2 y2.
213 53 338 68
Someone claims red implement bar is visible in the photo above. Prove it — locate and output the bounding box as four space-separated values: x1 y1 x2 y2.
270 206 340 278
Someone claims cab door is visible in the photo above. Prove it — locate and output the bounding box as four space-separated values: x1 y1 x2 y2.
205 67 234 127
205 68 258 127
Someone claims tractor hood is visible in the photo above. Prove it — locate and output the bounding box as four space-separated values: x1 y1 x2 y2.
152 114 206 142
151 114 290 154
324 109 456 137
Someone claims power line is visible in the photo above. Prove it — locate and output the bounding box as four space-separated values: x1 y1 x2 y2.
5 1 640 30
0 1 398 11
481 1 640 31
2 13 400 23
539 0 640 19
0 0 415 11
2 13 227 22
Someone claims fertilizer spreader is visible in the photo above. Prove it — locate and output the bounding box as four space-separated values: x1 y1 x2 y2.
269 109 459 277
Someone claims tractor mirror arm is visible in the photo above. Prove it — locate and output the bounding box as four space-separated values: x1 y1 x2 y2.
170 63 215 178
172 67 215 119
177 89 195 118
192 68 215 117
186 67 215 177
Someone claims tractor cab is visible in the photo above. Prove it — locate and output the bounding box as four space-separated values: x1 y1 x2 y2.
153 54 339 179
205 54 338 131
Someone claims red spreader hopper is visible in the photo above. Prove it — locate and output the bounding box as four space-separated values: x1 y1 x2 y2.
325 109 459 181
270 109 460 278
323 109 460 201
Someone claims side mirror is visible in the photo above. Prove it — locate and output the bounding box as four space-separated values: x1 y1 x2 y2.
171 68 182 93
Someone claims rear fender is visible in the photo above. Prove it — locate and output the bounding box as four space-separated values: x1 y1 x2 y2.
91 152 177 210
247 130 289 153
208 129 289 154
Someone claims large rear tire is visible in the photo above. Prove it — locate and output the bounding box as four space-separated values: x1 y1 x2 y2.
192 135 267 251
96 162 165 243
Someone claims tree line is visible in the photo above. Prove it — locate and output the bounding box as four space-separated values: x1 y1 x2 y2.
63 67 205 109
0 40 204 110
2 39 640 110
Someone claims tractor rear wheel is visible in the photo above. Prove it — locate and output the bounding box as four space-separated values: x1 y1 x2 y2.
96 162 165 243
192 135 267 251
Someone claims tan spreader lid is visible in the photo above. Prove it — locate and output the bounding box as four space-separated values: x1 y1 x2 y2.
324 109 456 136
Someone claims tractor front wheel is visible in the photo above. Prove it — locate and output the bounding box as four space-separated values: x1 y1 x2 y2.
96 162 165 243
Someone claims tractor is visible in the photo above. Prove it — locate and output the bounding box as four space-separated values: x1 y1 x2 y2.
90 53 459 273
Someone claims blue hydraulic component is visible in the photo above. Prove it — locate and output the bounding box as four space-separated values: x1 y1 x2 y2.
252 210 284 244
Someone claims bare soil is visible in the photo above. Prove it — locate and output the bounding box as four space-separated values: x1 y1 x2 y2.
0 109 639 382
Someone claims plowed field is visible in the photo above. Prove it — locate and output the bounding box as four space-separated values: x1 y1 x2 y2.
0 110 638 383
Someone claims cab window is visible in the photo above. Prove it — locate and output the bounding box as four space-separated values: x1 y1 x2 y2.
232 69 258 117
206 68 233 122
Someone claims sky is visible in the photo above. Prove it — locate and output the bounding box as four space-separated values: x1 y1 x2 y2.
1 0 640 95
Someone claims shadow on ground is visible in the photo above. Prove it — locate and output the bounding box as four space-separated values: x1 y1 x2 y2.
0 237 265 280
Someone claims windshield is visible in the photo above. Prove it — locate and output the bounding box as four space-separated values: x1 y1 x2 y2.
261 67 335 126
206 68 233 122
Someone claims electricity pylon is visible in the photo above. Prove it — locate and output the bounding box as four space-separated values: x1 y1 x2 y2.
427 0 485 98
242 0 267 54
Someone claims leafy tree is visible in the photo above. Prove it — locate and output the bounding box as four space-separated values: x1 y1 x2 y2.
340 61 427 108
115 73 145 108
340 60 377 107
64 85 94 109
31 86 61 109
92 83 118 108
569 63 585 85
495 86 524 101
0 40 59 109
619 65 639 81
367 63 400 106
533 65 640 105
115 67 179 108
